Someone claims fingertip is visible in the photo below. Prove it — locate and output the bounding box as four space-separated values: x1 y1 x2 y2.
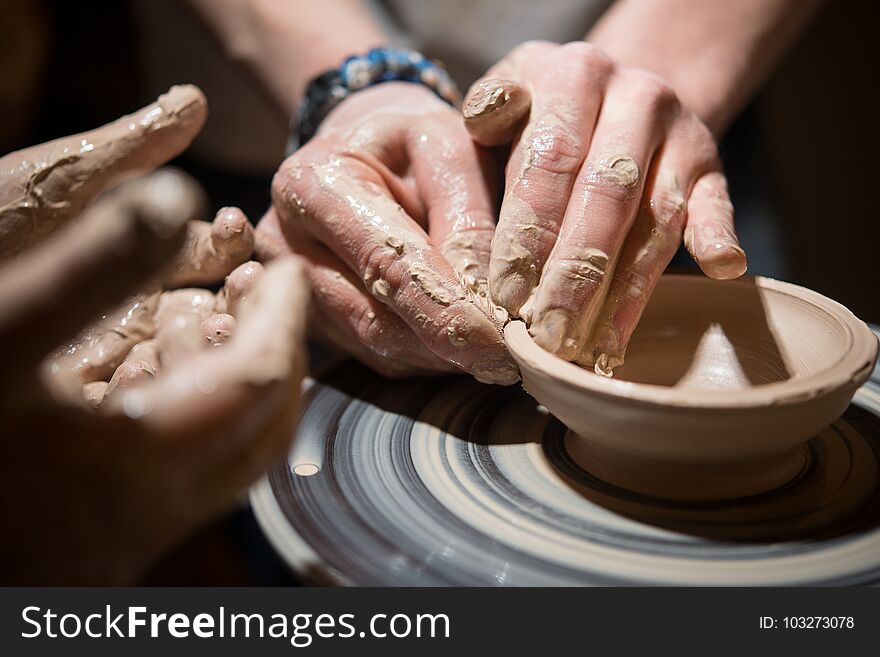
462 77 531 146
699 243 748 280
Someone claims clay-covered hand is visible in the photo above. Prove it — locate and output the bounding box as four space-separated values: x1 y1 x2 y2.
0 94 309 584
0 84 207 263
259 82 518 384
463 42 748 374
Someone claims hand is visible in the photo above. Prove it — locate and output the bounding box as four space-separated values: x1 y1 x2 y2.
463 42 747 374
0 87 309 584
260 82 518 384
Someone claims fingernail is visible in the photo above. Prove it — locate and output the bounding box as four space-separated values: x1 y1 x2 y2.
463 79 510 120
692 223 747 280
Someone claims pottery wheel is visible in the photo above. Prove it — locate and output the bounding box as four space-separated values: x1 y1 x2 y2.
252 331 880 586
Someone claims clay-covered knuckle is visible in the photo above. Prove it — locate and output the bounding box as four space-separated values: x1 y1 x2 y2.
582 156 643 207
549 249 610 294
525 123 586 178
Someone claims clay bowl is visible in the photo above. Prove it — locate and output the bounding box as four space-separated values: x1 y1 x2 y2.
505 274 878 501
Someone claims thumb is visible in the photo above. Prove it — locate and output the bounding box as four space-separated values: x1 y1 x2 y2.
462 78 531 147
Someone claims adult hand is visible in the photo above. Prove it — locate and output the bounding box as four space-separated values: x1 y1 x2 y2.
260 82 518 384
0 88 310 584
463 41 747 374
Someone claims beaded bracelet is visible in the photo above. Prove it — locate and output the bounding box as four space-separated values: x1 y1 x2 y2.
289 47 461 153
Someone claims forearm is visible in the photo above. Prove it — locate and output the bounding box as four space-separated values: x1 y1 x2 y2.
185 0 387 115
587 0 825 134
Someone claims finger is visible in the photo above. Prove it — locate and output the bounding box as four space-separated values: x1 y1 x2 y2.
154 289 215 367
215 261 264 316
408 114 498 296
0 85 206 260
164 206 255 288
45 290 160 384
255 209 450 375
293 233 456 375
82 381 108 408
580 155 688 374
124 338 160 372
684 171 747 280
273 150 518 384
108 258 309 461
527 71 672 361
101 359 157 408
0 189 190 382
462 78 531 147
489 43 613 315
202 313 235 347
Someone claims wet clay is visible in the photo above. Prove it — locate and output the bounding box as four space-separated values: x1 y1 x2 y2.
155 288 215 366
0 85 207 261
505 275 878 500
296 157 516 384
462 78 531 147
47 291 160 383
216 260 264 316
164 206 255 288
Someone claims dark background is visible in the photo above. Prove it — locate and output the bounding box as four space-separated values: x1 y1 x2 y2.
1 0 878 584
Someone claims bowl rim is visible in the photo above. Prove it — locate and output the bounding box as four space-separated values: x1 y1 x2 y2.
504 275 879 410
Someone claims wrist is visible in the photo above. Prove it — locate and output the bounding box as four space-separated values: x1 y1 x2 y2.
290 47 460 151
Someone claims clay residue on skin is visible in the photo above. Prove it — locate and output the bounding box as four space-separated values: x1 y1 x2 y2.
581 172 686 377
301 157 517 382
165 205 254 287
385 235 404 255
491 111 577 312
591 155 640 189
0 85 207 262
489 209 540 312
409 262 462 306
442 231 490 296
472 357 521 385
526 246 612 363
155 288 215 366
556 247 608 286
528 307 579 356
371 277 392 301
463 80 510 120
217 260 264 316
48 291 160 383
